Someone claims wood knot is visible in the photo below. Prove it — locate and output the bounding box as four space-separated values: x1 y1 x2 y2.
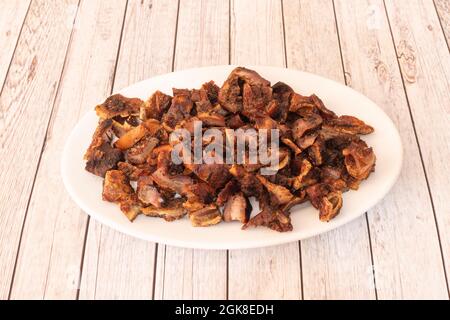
397 40 417 83
375 61 389 83
28 56 38 82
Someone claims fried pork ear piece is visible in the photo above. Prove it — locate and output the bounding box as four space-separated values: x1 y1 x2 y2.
114 119 162 151
292 113 322 141
119 197 142 221
342 140 376 180
218 67 272 117
223 192 252 223
229 165 264 198
136 175 165 208
162 93 193 130
324 115 374 135
319 191 343 222
197 112 226 127
102 170 134 202
189 204 222 227
216 180 239 206
85 120 123 177
140 90 172 121
191 81 220 113
84 119 114 160
141 198 187 222
269 82 293 122
289 93 316 115
185 163 232 190
151 167 194 196
243 208 293 232
126 136 159 165
117 161 153 181
95 94 143 119
256 175 294 205
310 94 336 120
114 124 148 150
112 116 139 137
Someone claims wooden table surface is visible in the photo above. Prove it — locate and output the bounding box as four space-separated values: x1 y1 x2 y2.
0 0 449 300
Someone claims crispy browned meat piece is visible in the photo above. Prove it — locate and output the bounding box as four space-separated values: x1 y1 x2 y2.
136 175 165 207
319 191 343 222
342 140 376 180
189 204 222 227
86 67 376 231
111 116 139 137
256 175 294 205
219 67 272 117
162 94 193 130
269 82 293 122
186 163 232 190
185 181 216 204
226 114 245 129
95 94 143 119
197 112 226 127
216 180 239 206
126 136 159 165
292 113 322 141
85 120 123 177
85 143 123 178
151 167 193 195
119 197 142 221
229 165 264 198
190 81 220 113
243 208 293 232
324 115 374 135
289 93 316 115
310 94 336 120
141 198 186 222
102 170 134 202
117 161 153 181
223 192 252 223
140 90 172 121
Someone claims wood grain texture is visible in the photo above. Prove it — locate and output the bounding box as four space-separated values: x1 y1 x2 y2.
228 0 301 300
79 0 179 300
9 0 127 300
384 0 450 294
0 0 30 90
283 0 375 300
153 0 229 300
335 0 448 299
434 0 450 45
0 0 79 299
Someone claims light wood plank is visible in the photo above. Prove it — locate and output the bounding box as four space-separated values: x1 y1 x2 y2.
0 0 30 89
335 0 448 299
9 0 127 300
384 0 450 295
0 0 79 299
79 0 179 300
228 0 302 300
154 0 229 300
434 0 450 44
283 0 376 300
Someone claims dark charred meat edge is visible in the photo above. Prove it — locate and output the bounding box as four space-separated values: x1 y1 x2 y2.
84 67 376 232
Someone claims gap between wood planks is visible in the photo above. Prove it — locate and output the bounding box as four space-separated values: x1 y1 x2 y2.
6 0 82 299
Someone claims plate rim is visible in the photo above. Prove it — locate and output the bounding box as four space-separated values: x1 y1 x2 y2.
61 65 403 250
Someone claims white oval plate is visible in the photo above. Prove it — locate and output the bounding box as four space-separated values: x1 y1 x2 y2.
62 65 402 250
